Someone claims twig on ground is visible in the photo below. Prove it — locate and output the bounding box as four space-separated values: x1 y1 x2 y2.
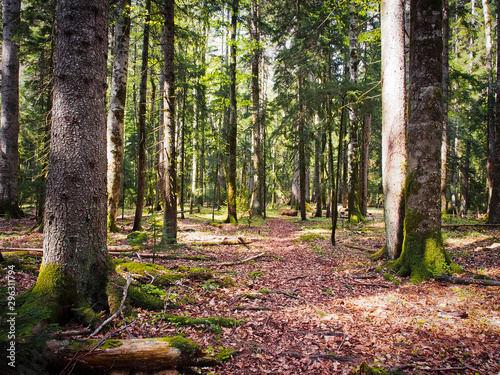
342 242 378 253
217 251 267 267
89 272 132 338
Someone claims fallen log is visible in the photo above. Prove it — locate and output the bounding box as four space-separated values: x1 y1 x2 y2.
437 274 500 286
217 251 267 267
280 209 298 216
190 237 252 246
44 337 219 371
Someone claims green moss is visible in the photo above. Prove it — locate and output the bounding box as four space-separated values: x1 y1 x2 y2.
156 335 200 354
215 348 236 362
100 339 123 349
383 273 400 285
298 233 326 242
258 288 271 294
249 270 263 280
370 246 387 261
187 268 213 281
160 313 239 328
375 266 383 273
128 285 164 311
356 361 404 374
127 231 148 247
106 273 132 315
68 339 98 352
116 261 186 285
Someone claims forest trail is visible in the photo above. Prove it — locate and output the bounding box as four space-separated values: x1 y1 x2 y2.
1 213 499 374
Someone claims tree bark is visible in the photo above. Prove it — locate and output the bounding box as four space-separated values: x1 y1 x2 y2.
226 0 239 224
251 0 264 217
133 0 151 231
31 0 109 322
381 0 406 260
44 337 218 371
107 0 131 233
162 0 178 244
0 0 23 218
392 0 451 282
441 0 449 214
347 7 364 223
487 0 500 223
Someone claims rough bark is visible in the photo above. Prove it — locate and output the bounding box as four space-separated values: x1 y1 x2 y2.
360 112 371 216
381 0 406 260
107 0 131 233
460 141 470 216
44 337 218 371
487 0 500 223
162 0 178 244
0 0 23 218
226 0 239 224
392 0 451 282
32 0 109 322
331 103 346 246
133 0 151 231
441 0 449 214
314 117 322 218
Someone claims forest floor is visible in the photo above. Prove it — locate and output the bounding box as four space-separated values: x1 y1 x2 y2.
1 207 500 374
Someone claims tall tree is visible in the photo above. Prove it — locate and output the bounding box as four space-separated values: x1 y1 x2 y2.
107 0 132 232
226 0 239 224
488 0 500 223
251 0 265 217
0 0 23 218
29 0 109 322
133 0 151 231
347 6 364 223
380 0 406 260
441 0 449 213
392 0 451 282
162 0 177 243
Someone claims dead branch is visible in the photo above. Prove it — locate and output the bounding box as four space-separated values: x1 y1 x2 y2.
190 237 252 246
89 273 132 338
442 223 500 228
342 242 378 253
217 251 267 267
437 274 500 286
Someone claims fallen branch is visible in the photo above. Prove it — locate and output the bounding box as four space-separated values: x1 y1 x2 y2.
44 337 219 371
442 223 500 228
437 274 500 286
217 251 267 267
342 242 378 253
89 272 132 338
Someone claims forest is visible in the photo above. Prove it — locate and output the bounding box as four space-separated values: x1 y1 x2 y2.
0 0 499 374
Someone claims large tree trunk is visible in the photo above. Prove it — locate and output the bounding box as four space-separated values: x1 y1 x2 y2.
381 0 406 260
488 0 500 223
226 0 239 224
133 0 151 231
107 0 131 233
31 0 109 322
162 0 178 244
0 0 23 218
392 0 451 282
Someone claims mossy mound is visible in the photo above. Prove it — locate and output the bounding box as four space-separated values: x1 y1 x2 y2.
298 232 326 242
115 261 186 286
127 231 148 247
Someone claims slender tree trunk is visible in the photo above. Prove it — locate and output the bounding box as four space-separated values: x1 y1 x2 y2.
32 0 109 322
0 0 23 218
314 116 322 217
381 0 406 260
460 140 470 216
360 112 371 216
331 102 346 246
157 71 166 208
226 0 239 224
179 87 187 219
347 7 364 223
441 0 449 214
133 0 151 231
162 0 177 243
190 95 198 214
393 0 451 282
482 0 494 213
488 0 500 223
107 0 131 232
251 0 264 217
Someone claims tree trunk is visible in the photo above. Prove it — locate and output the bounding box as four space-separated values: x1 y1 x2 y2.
31 0 109 323
162 0 177 244
314 116 322 217
360 112 371 216
133 0 151 231
482 0 494 213
0 0 23 218
107 0 131 233
226 0 239 224
190 94 199 214
347 7 364 223
441 0 449 214
331 102 346 246
392 0 451 282
381 0 406 260
488 0 500 223
251 0 264 217
44 337 218 371
179 87 187 219
460 140 471 216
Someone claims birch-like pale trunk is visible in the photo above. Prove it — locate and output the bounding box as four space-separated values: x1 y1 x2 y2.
107 0 131 232
381 0 406 260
